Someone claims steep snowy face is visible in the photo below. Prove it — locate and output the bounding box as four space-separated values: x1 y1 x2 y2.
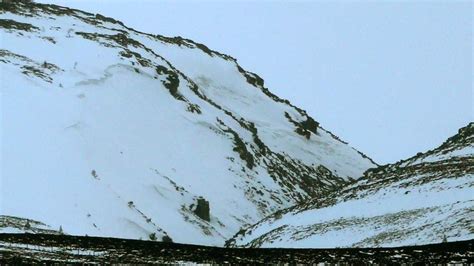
228 123 474 248
0 3 375 246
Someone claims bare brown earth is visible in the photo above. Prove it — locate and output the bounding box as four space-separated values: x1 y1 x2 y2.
0 233 472 264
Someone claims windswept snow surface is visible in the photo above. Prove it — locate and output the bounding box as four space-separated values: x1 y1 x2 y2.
0 3 375 246
229 123 474 248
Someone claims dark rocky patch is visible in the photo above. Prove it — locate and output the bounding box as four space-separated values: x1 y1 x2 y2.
155 65 185 101
285 112 319 139
217 119 255 169
0 18 38 31
193 197 210 222
19 60 61 83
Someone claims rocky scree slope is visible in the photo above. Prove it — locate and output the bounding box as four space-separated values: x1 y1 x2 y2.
0 2 375 246
228 123 474 248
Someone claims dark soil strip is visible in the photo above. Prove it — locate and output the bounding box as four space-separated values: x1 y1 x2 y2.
0 233 472 264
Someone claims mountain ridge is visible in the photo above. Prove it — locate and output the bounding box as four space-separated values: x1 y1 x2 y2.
0 1 375 246
227 122 473 248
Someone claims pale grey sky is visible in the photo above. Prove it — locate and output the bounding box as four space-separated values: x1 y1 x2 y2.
41 0 473 164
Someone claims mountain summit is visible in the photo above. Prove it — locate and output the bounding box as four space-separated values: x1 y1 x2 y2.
0 2 375 246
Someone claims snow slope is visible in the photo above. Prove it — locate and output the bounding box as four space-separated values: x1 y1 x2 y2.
228 123 474 248
0 3 375 246
0 215 60 234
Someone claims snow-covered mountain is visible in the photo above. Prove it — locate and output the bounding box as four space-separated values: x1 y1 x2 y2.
227 123 474 248
0 2 376 246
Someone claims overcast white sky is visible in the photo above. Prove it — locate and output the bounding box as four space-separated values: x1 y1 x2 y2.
40 0 472 165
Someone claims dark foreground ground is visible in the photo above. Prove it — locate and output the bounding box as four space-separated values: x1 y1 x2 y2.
0 233 472 264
